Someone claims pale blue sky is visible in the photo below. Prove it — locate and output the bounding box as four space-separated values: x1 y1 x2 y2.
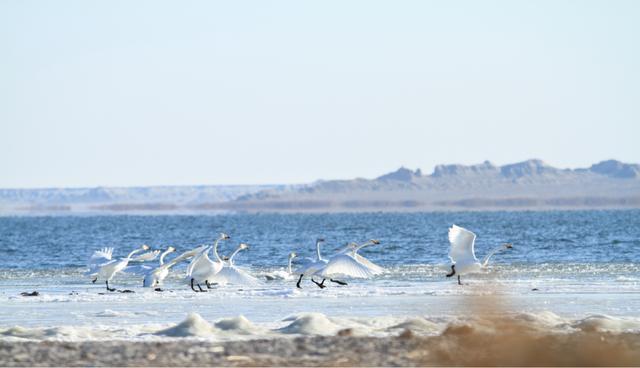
1 1 639 188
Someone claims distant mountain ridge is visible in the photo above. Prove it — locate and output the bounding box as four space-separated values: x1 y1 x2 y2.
1 159 638 213
233 159 640 211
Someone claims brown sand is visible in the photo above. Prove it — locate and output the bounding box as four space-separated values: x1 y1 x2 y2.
1 324 639 367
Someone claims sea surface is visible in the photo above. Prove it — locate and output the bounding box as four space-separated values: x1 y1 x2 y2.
0 210 639 340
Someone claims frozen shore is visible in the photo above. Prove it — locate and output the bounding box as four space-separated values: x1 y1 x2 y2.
3 324 640 367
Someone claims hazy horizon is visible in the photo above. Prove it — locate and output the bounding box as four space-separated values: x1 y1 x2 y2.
0 157 634 190
2 1 639 188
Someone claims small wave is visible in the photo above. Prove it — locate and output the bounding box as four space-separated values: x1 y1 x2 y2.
94 309 160 318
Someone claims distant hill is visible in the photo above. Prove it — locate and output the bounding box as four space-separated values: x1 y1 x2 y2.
230 159 640 212
1 159 639 214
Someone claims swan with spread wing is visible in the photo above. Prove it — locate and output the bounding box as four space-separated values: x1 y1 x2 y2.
445 224 512 285
86 244 150 291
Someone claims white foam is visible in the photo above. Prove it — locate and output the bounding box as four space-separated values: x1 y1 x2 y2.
572 314 640 332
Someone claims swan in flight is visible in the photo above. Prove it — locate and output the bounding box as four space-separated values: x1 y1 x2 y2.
315 239 382 287
86 244 150 291
445 224 512 285
186 233 230 292
207 243 260 286
264 252 297 281
141 246 178 290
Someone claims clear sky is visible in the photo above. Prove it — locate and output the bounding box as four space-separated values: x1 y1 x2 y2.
1 1 639 188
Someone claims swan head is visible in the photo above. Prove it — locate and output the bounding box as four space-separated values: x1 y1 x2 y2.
316 238 325 243
239 243 249 250
167 246 176 252
220 233 230 240
503 243 513 249
289 252 297 259
370 239 380 245
141 244 150 251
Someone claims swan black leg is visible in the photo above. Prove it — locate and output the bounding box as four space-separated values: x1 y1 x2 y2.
296 274 304 289
197 283 206 292
206 280 214 289
330 279 347 286
446 265 456 278
311 278 326 289
190 278 199 292
92 277 97 284
458 275 462 285
105 281 115 292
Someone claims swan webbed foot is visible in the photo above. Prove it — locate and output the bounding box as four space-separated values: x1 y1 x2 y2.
197 283 206 292
330 279 347 286
311 278 326 289
154 288 163 292
190 278 199 292
446 265 456 278
118 289 134 293
205 280 215 289
105 281 116 292
296 274 304 289
92 278 97 284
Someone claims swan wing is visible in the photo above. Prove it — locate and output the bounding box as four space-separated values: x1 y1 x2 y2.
122 264 153 276
130 250 160 262
208 266 260 286
319 255 374 279
295 259 326 275
354 254 385 275
448 224 478 263
186 246 211 277
86 247 114 275
170 245 207 266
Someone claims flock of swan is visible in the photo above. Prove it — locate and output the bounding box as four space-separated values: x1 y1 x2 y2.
86 224 513 292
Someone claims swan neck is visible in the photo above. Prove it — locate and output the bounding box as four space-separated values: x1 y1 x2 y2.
287 257 293 274
355 241 374 253
315 241 323 260
482 245 506 266
159 249 172 265
229 246 243 265
126 248 143 259
213 237 223 262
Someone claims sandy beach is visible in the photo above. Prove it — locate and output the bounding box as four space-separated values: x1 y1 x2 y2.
3 319 640 367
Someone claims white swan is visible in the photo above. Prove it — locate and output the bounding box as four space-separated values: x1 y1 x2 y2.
264 252 297 281
445 224 512 285
87 244 150 291
142 246 178 289
207 243 260 286
186 233 230 292
317 239 383 284
294 238 328 289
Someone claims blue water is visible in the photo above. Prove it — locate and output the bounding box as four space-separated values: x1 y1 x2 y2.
0 210 639 335
0 210 639 271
